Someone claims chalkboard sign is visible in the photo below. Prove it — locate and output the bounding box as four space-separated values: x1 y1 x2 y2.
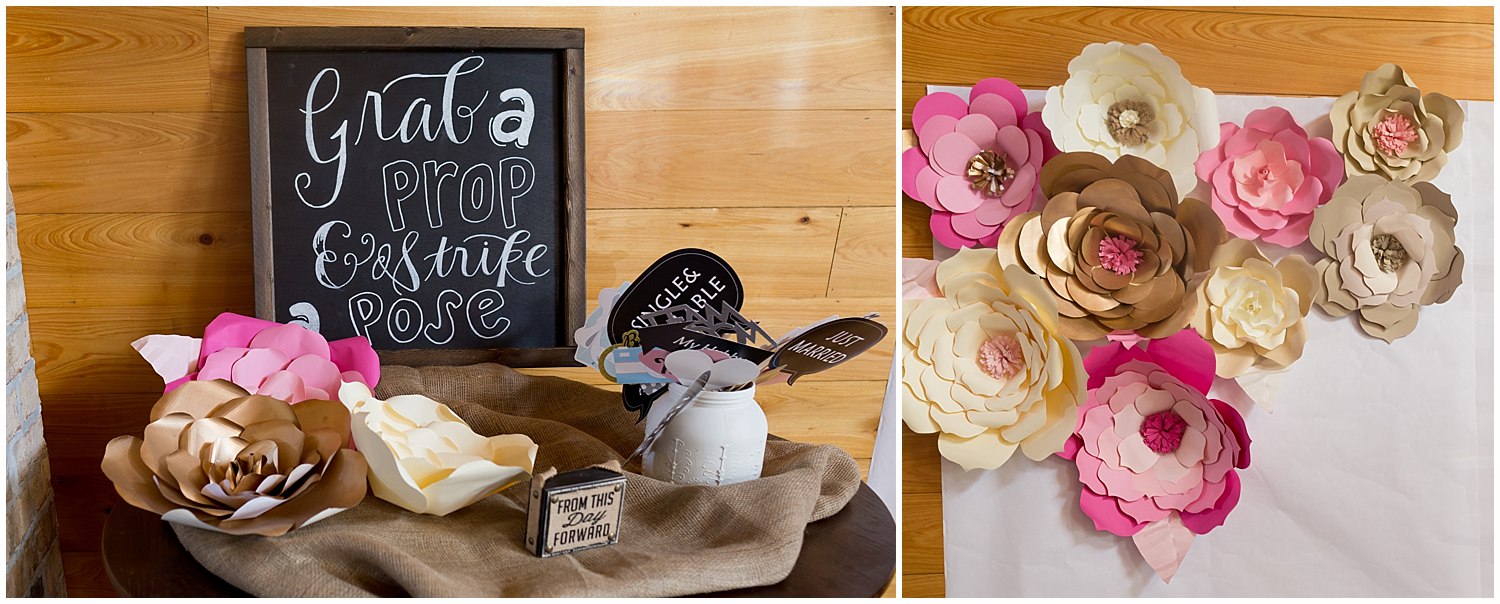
246 27 585 367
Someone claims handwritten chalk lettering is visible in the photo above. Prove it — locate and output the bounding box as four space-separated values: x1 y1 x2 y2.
313 221 549 295
347 288 511 344
381 157 534 234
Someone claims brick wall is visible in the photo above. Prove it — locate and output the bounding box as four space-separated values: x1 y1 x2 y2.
5 169 65 597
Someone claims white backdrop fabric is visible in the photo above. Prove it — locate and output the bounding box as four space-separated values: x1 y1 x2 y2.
926 86 1494 597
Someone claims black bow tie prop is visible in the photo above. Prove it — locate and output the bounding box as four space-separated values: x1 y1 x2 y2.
575 248 887 421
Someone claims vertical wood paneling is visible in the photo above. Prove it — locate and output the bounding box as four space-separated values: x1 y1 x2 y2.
7 6 896 597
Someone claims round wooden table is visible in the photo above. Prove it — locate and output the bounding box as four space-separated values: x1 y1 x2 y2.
102 482 895 597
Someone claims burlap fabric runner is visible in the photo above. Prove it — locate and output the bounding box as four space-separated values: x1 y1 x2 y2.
172 363 862 597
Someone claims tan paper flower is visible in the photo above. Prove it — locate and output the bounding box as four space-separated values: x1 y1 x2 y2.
1331 64 1465 183
998 152 1227 341
901 247 1085 471
1308 175 1463 342
339 382 538 516
101 380 368 536
1189 239 1318 378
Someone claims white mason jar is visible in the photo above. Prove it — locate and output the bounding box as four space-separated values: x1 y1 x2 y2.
642 383 767 486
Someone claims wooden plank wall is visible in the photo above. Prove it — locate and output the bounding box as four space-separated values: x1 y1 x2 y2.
6 6 897 597
900 5 1494 597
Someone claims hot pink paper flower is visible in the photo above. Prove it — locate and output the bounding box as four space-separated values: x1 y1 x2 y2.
1059 330 1251 583
902 77 1060 249
1194 107 1344 247
132 312 380 404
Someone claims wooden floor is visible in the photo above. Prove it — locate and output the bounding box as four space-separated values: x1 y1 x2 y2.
6 7 897 597
900 5 1494 597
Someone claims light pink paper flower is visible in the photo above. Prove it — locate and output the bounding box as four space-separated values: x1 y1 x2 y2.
1059 330 1251 583
133 312 380 404
902 77 1060 249
1194 107 1345 247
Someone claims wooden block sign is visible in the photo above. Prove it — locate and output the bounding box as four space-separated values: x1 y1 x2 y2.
246 27 586 366
526 466 627 557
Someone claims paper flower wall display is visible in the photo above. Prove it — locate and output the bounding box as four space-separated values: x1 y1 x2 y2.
132 312 380 404
1059 331 1251 583
101 380 368 536
339 382 538 516
1194 107 1345 247
1331 64 1465 183
1308 175 1464 342
901 247 1085 471
997 152 1227 341
1042 41 1218 195
903 77 1059 248
1190 239 1318 379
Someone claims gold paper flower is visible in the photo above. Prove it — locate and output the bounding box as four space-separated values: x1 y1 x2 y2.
101 380 368 536
1308 175 1463 342
339 382 538 516
1189 239 1318 378
901 247 1085 471
1331 64 1465 183
997 152 1227 341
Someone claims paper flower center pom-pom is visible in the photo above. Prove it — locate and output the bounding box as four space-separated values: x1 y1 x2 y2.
1370 233 1409 273
1098 235 1144 275
967 149 1016 197
1106 100 1155 147
1372 111 1420 157
1140 410 1188 454
977 334 1025 379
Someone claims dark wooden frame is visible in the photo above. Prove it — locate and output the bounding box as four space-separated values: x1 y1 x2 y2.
245 27 586 367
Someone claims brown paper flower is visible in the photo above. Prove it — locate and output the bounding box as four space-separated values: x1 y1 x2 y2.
1308 175 1463 342
1331 64 1465 183
101 380 368 536
998 152 1227 341
1189 239 1318 378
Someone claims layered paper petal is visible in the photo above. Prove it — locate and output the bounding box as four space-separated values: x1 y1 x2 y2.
137 312 379 403
1330 64 1465 183
340 382 538 516
1310 176 1463 342
1068 334 1250 583
900 249 1085 471
1189 239 1317 385
905 77 1057 249
100 380 367 536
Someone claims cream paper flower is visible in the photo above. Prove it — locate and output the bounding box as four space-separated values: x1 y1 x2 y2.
901 247 1085 471
1331 64 1465 183
1308 175 1463 342
1043 41 1219 195
339 382 538 516
1189 239 1318 378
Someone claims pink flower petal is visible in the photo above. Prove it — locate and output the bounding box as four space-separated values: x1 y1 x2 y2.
256 371 308 403
1132 514 1195 583
930 212 979 249
250 324 332 361
198 313 280 368
954 113 999 147
901 147 929 200
285 354 343 396
163 374 194 393
1180 472 1241 534
1243 106 1302 136
1060 434 1083 461
230 348 291 392
1215 203 1265 241
1261 214 1313 247
916 167 942 209
1310 137 1345 191
932 132 982 176
1080 487 1147 537
912 92 969 133
1118 494 1172 525
327 336 380 387
1142 331 1215 395
1083 343 1153 389
1212 399 1251 468
918 115 960 157
948 208 998 240
1075 448 1109 494
936 176 986 214
969 77 1028 119
198 347 250 383
969 93 1019 129
1212 162 1242 208
1020 112 1059 161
